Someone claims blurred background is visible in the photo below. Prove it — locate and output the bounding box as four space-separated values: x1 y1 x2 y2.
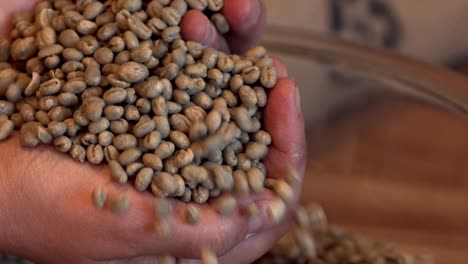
262 1 468 263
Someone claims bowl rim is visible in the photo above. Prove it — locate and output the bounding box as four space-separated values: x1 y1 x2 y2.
262 26 468 117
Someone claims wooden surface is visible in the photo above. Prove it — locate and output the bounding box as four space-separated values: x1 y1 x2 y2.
299 94 468 263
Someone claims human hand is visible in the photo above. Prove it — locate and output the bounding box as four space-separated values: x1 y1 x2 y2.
0 0 306 263
180 0 266 54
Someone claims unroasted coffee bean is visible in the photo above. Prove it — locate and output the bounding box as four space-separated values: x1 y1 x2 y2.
213 195 236 216
70 144 86 163
104 145 119 163
200 247 218 264
245 142 268 160
89 117 110 134
135 167 154 191
53 135 72 152
118 147 142 166
126 162 144 177
0 120 14 141
161 26 180 43
211 13 229 35
11 37 37 61
247 167 265 193
118 62 149 83
87 144 104 165
109 160 128 184
185 204 200 225
260 66 277 89
110 194 130 214
92 186 107 209
142 131 161 150
153 116 170 138
152 171 177 197
104 105 124 121
113 133 137 150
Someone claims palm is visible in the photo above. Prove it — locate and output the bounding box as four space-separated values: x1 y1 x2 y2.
0 0 306 262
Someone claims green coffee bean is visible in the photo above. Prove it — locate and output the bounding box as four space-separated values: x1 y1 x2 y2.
93 47 114 65
200 247 218 264
0 40 11 62
118 62 149 83
83 1 105 20
192 186 209 204
53 135 72 152
214 195 236 216
70 144 86 163
104 145 120 162
221 90 237 107
140 153 162 171
79 132 98 146
103 87 126 104
110 194 131 214
152 171 178 197
77 35 99 56
113 133 137 150
153 199 172 220
118 147 142 166
245 142 268 160
260 66 277 89
92 186 107 209
161 26 180 43
247 167 265 193
161 7 181 26
0 120 14 141
124 162 143 178
88 117 110 134
127 15 152 40
188 121 207 142
181 165 208 187
11 37 37 61
36 27 57 50
141 131 161 150
154 219 172 237
34 110 50 126
85 144 103 164
153 116 170 138
169 130 189 149
185 204 200 225
135 167 154 191
109 160 128 184
267 198 286 224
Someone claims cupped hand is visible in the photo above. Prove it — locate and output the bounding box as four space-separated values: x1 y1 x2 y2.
0 1 306 263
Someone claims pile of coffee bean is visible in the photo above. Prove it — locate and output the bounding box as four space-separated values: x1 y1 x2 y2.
0 0 284 212
255 204 436 264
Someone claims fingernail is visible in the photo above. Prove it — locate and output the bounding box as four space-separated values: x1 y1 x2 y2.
245 233 256 240
242 0 261 31
295 84 302 114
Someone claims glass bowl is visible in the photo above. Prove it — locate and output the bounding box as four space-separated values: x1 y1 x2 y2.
262 26 468 263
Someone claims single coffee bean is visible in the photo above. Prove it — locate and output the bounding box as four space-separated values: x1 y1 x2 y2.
260 66 277 89
70 144 86 163
185 204 200 225
109 160 128 184
92 186 107 209
135 167 154 191
110 194 131 214
126 162 144 177
87 144 104 165
118 147 142 166
113 133 137 150
213 195 236 216
118 62 149 83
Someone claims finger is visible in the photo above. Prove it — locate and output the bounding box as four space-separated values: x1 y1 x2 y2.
223 0 266 54
217 218 293 264
264 77 307 178
106 190 252 259
0 0 37 37
180 10 230 53
272 57 289 78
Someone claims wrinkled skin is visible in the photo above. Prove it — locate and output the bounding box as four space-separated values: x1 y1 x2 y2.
0 0 307 263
